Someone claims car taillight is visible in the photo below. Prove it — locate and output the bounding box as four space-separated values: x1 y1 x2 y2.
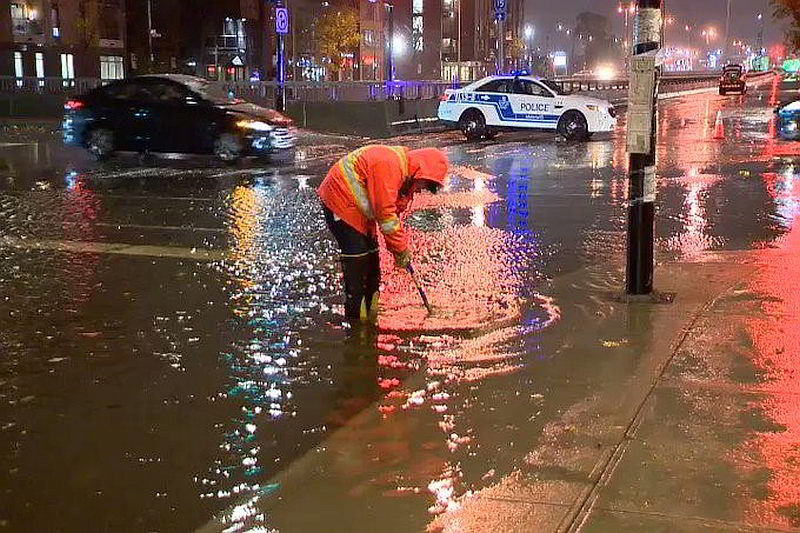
64 99 84 110
440 93 450 102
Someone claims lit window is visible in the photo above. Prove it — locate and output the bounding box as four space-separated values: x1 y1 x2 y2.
100 55 124 80
10 3 24 20
35 52 44 87
61 53 74 87
51 6 60 37
14 51 23 87
412 0 423 52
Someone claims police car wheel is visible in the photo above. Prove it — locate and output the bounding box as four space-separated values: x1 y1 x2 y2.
459 110 486 141
559 111 589 141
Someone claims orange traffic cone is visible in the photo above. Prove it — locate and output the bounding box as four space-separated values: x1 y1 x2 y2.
712 110 725 140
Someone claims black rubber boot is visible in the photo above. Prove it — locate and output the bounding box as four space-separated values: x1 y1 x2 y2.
363 251 381 325
340 256 367 324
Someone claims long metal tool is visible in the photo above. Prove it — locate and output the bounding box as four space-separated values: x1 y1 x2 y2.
407 263 433 315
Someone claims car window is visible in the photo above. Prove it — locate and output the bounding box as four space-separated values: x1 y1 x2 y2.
476 79 512 93
540 80 568 95
101 80 151 101
514 80 553 97
146 81 189 103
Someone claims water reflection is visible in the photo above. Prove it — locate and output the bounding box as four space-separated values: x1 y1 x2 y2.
207 176 341 522
743 162 800 527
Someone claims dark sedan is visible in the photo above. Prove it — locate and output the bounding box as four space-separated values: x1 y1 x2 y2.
719 65 747 96
63 74 295 162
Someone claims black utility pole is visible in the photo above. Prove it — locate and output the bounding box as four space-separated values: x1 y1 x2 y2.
625 0 661 295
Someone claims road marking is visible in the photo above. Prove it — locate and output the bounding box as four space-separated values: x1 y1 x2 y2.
0 236 228 261
91 222 227 233
94 194 220 203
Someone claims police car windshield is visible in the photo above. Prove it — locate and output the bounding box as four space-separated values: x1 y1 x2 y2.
540 80 568 95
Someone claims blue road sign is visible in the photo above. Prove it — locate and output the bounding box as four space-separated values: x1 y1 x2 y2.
495 0 507 21
276 7 289 34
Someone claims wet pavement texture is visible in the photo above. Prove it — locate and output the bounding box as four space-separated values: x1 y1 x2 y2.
2 76 800 532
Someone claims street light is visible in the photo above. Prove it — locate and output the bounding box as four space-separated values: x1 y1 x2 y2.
524 25 533 40
524 25 534 71
617 2 636 72
392 34 406 57
702 27 716 47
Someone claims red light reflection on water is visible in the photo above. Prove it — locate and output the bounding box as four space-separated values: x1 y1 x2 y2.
740 166 800 527
363 163 561 519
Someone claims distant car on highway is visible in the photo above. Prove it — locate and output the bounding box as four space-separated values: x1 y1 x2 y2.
438 74 616 142
63 74 295 163
719 65 747 95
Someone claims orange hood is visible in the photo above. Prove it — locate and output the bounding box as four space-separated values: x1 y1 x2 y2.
408 148 449 186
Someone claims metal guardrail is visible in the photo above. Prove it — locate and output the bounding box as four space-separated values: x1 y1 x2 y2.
0 76 459 102
216 80 460 103
0 71 775 104
553 70 774 94
0 76 102 95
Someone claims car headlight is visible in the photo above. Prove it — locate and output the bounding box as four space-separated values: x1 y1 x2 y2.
236 120 273 132
786 121 798 132
586 105 600 112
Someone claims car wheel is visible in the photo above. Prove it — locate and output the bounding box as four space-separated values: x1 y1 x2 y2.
558 111 590 141
459 110 487 141
214 132 243 163
86 128 114 161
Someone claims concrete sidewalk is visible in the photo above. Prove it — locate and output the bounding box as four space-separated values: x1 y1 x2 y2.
429 249 800 532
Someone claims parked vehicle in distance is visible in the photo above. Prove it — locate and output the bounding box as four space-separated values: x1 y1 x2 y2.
777 100 800 140
63 74 295 163
438 74 616 142
719 65 747 95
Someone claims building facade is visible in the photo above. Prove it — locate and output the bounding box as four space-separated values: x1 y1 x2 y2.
0 0 127 80
359 0 525 82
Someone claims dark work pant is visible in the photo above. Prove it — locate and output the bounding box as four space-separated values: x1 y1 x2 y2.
323 206 380 322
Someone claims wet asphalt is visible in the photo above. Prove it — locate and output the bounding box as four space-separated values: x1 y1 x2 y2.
1 76 799 532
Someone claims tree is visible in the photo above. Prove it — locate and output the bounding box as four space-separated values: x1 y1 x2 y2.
574 12 621 71
316 8 361 81
76 0 99 49
773 0 800 51
507 37 526 68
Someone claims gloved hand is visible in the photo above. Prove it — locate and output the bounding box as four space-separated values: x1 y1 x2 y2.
393 249 413 270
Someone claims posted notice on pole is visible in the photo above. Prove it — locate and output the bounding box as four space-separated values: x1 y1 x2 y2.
643 166 656 203
626 55 657 154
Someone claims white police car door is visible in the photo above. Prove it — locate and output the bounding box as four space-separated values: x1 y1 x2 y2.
509 79 560 130
471 78 514 127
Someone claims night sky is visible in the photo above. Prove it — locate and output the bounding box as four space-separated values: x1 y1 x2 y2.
524 0 784 48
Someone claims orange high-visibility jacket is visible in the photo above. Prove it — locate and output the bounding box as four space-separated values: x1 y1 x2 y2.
318 145 448 254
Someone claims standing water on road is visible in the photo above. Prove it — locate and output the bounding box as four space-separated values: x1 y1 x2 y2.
1 78 800 532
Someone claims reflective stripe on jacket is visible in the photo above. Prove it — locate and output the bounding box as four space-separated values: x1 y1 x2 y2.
319 145 411 254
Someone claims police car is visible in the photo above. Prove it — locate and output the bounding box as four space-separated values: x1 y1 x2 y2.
438 74 617 141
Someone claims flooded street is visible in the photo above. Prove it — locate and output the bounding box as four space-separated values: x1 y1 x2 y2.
3 77 800 532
